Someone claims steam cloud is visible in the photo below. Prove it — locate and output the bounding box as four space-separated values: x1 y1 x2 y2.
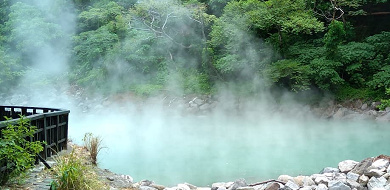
1 0 389 187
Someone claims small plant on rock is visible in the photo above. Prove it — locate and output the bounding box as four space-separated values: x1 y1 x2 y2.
0 115 44 185
83 132 104 165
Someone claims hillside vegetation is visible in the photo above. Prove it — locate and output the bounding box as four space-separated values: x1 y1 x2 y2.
1 0 390 103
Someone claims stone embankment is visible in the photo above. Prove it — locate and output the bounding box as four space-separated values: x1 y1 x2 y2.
127 155 390 190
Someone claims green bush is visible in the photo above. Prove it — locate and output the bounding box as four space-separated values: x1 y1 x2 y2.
377 88 390 110
50 150 107 190
264 59 311 92
0 115 44 185
334 85 382 101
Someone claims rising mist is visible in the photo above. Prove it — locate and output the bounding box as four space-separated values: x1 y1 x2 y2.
1 0 389 187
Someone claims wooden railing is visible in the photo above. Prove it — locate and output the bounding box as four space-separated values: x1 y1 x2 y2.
0 106 70 161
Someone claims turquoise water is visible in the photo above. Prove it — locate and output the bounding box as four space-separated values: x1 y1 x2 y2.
71 109 390 186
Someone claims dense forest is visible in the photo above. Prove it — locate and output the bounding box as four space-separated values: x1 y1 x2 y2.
1 0 390 106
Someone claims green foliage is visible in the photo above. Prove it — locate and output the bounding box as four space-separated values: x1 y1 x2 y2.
377 88 390 110
335 85 382 101
178 69 212 94
78 2 123 31
5 2 63 53
131 84 164 97
264 59 311 92
368 65 390 89
0 48 23 92
309 58 344 90
338 42 375 86
51 150 106 190
0 116 44 185
323 20 346 59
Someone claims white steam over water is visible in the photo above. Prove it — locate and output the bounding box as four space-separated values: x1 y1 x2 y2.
68 98 390 186
2 0 390 187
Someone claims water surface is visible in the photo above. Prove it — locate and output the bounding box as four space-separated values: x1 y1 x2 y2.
70 109 390 186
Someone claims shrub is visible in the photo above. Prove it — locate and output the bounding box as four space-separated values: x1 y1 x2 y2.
0 115 44 185
50 149 106 190
377 88 390 110
83 133 104 165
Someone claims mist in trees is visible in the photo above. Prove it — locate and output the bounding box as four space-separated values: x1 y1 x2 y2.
0 0 390 102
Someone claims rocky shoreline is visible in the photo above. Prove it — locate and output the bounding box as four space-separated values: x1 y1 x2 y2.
117 155 390 190
11 147 390 190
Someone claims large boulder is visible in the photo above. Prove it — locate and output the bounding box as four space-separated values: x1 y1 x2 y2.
264 183 280 190
351 158 374 175
346 172 360 182
320 167 340 174
278 175 294 183
339 160 359 173
316 183 328 190
228 179 247 190
367 176 387 190
283 180 299 190
328 180 351 190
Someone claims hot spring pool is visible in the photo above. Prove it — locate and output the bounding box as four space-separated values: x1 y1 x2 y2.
71 110 390 186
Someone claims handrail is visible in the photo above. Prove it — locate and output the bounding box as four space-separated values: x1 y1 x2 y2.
0 106 70 172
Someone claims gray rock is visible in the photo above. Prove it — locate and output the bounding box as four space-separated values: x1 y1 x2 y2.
371 159 390 171
316 184 328 190
139 186 158 190
321 167 340 174
355 100 363 109
177 184 191 190
140 180 153 186
346 180 363 190
300 186 315 190
334 173 348 182
366 110 378 116
347 172 360 182
212 182 234 190
315 176 330 185
371 102 381 109
328 180 351 190
352 158 374 175
197 188 212 190
367 176 387 190
236 187 255 190
285 180 299 190
264 183 280 190
303 177 316 187
278 175 294 183
333 108 349 119
365 169 386 177
376 112 390 122
184 183 197 190
361 104 368 110
342 113 374 120
358 175 370 186
339 160 359 173
388 164 390 173
228 179 247 190
149 184 166 190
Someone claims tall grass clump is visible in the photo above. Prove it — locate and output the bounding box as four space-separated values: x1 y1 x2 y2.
83 133 104 165
50 150 107 190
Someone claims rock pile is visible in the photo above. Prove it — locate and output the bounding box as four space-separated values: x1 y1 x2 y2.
131 155 390 190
